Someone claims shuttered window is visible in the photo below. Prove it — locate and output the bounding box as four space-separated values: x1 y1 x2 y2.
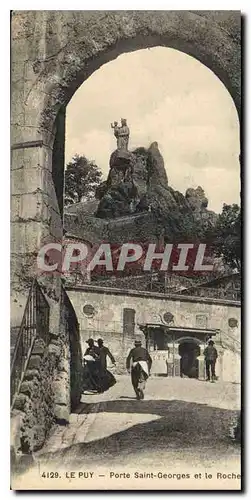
123 308 136 335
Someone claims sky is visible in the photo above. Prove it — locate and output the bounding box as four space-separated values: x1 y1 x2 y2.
65 47 240 214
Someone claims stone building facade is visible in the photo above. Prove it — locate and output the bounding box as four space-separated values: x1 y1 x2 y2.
66 285 241 383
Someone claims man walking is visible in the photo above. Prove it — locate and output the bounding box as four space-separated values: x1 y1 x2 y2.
97 338 116 392
97 338 116 370
204 340 218 382
126 340 152 399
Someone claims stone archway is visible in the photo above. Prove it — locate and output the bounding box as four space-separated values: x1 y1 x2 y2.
12 11 241 140
176 336 205 379
11 10 241 325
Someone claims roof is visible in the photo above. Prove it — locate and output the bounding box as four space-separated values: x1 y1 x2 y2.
138 323 219 335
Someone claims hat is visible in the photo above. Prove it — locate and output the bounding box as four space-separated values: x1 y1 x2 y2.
86 338 94 344
208 339 214 345
134 339 142 345
97 338 103 344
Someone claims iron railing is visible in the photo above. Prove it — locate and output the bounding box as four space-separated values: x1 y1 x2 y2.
11 280 50 406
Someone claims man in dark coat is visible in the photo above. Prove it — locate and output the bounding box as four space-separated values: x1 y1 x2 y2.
203 340 218 381
97 338 116 370
126 340 152 399
96 338 117 392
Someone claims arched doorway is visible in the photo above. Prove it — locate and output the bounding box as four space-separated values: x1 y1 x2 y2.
177 337 203 379
179 340 200 379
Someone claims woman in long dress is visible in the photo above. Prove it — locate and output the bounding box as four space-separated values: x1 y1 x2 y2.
82 339 101 392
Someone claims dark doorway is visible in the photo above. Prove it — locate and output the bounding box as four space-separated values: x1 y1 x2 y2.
179 341 200 379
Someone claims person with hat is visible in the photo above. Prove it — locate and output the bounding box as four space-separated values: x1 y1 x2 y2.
203 340 218 382
126 339 152 399
82 339 101 392
84 338 100 359
96 338 117 392
97 338 116 370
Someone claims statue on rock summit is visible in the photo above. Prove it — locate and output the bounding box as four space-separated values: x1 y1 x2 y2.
111 118 130 150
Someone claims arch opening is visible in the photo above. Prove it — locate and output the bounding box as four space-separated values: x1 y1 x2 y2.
60 45 239 218
179 339 201 379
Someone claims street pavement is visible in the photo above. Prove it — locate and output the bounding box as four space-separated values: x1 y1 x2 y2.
35 375 240 472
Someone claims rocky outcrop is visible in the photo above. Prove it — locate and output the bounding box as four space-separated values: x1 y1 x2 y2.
185 186 218 228
148 141 168 188
65 141 218 244
95 149 137 218
95 142 168 219
132 148 148 199
109 149 134 169
186 186 208 210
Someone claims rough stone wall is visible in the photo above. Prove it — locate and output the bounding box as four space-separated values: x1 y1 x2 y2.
12 292 82 454
64 213 109 243
13 338 64 453
64 211 161 246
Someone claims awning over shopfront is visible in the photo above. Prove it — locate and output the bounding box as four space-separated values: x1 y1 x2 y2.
138 323 219 338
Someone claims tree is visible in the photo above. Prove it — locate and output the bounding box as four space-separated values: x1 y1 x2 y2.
64 154 102 204
206 203 241 272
